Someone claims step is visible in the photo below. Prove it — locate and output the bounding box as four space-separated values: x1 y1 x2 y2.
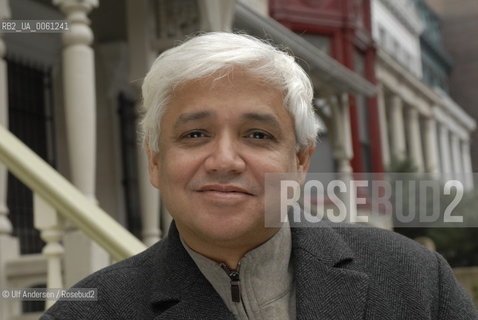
5 254 47 289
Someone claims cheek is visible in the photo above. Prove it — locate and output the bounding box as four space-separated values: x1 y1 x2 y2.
158 151 201 189
254 149 297 170
244 152 297 186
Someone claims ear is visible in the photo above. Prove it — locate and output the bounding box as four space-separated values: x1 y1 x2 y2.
296 145 315 174
145 141 161 190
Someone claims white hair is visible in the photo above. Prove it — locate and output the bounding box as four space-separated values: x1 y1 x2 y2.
141 32 320 152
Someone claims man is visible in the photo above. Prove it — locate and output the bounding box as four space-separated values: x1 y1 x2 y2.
42 33 477 319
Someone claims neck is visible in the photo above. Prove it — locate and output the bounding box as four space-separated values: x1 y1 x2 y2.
178 226 279 270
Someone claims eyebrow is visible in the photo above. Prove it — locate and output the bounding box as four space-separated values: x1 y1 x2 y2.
174 111 214 129
173 111 282 128
243 112 282 128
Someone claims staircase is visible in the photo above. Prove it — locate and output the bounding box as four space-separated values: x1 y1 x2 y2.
0 125 147 320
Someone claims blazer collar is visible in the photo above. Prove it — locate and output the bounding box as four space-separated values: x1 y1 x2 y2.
292 223 369 320
148 222 234 320
147 221 368 320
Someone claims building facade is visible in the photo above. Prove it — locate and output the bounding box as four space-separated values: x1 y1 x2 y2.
270 0 384 174
0 0 377 318
372 0 475 186
0 0 476 318
425 0 478 175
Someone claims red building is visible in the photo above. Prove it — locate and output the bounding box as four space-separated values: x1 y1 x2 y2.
270 0 384 173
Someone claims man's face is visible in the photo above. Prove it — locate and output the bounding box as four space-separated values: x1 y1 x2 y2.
147 70 313 252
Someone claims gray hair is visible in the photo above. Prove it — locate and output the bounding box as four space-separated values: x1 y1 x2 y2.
141 32 320 152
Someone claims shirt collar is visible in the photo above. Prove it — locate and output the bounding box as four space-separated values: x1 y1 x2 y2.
181 224 293 312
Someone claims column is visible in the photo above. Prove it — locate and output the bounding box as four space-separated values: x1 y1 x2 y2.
199 0 236 32
54 0 98 202
331 94 353 175
406 108 424 172
54 0 109 287
438 123 452 178
0 0 12 237
126 0 160 246
461 140 474 191
330 94 361 224
389 94 406 162
33 194 64 309
423 116 440 176
450 133 463 181
377 83 391 169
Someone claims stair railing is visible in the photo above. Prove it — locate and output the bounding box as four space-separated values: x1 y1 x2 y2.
0 125 147 299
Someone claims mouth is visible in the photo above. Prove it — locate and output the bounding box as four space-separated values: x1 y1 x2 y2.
196 184 254 197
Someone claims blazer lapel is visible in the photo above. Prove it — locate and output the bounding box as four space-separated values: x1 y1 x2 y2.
292 225 369 320
148 222 235 320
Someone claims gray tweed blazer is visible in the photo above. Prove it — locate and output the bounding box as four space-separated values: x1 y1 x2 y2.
41 221 477 319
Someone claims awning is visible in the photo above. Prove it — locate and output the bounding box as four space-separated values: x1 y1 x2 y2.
234 1 376 97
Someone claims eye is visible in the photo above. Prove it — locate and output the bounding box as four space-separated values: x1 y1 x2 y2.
247 130 272 140
181 130 209 139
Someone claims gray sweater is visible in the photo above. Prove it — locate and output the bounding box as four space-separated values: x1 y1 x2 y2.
182 225 295 319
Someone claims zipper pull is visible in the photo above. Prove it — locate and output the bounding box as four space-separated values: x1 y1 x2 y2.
220 263 241 303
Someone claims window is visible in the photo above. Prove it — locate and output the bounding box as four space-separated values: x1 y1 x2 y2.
6 55 55 254
302 34 332 56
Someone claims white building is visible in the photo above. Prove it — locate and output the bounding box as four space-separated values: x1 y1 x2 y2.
373 0 424 78
372 0 475 185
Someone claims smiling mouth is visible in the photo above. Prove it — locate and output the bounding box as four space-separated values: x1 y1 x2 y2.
196 185 254 198
198 190 250 197
195 191 252 204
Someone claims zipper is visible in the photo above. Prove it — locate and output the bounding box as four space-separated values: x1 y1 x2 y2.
220 262 241 303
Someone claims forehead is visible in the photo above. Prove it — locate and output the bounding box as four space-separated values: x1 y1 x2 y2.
163 70 292 124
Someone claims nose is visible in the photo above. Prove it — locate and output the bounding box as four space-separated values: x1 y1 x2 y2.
204 132 246 175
